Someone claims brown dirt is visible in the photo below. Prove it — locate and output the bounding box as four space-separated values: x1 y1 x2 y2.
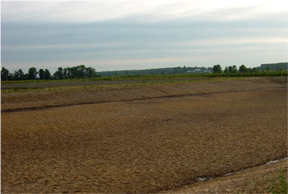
1 77 207 90
1 77 287 193
1 77 285 112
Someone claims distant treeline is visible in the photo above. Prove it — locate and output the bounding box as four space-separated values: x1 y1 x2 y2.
1 65 100 81
99 66 212 76
1 63 287 81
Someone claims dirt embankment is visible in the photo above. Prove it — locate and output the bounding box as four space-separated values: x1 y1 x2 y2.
1 77 286 112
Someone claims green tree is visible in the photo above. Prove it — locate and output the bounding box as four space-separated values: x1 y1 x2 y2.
1 67 10 80
239 64 248 73
18 69 25 80
183 65 187 73
251 67 258 73
67 67 73 79
63 68 68 79
12 69 24 80
233 65 238 73
11 71 17 80
77 65 86 78
28 67 38 80
86 67 96 78
228 65 237 73
174 67 179 73
213 64 222 74
9 72 15 80
39 69 45 80
224 67 229 73
12 71 18 80
55 67 63 79
44 69 51 80
71 66 79 79
59 67 63 79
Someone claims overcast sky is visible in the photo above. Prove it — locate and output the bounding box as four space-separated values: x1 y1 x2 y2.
1 1 287 73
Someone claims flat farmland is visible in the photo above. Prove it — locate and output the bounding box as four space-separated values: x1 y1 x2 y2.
1 77 287 193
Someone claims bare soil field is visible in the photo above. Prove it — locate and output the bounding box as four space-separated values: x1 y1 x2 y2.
1 77 287 193
1 77 286 112
1 77 209 90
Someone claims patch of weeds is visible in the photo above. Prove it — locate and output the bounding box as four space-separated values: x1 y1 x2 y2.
266 168 288 194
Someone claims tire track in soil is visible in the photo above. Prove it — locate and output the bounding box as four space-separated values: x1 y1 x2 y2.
2 88 282 113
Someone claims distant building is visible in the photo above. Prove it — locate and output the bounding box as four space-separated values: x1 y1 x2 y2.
187 69 211 73
259 62 288 71
203 70 212 73
194 69 202 73
188 69 202 73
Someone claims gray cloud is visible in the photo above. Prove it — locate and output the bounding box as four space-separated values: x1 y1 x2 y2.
1 1 287 72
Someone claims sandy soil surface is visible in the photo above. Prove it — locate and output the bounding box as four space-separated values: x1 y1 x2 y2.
1 77 287 193
1 77 285 112
1 77 208 89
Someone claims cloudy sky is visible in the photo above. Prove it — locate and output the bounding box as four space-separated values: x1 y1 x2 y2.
1 1 287 73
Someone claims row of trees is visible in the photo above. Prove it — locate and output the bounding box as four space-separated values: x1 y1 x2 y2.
2 63 285 81
1 65 99 81
212 64 270 74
